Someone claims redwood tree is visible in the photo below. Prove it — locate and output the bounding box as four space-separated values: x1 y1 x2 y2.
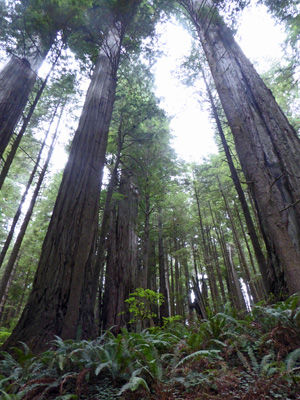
2 0 163 353
2 8 129 353
179 0 300 295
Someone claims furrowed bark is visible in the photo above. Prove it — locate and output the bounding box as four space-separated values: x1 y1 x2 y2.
0 103 63 306
203 71 270 295
0 57 37 158
2 25 122 353
158 210 169 323
183 0 300 295
0 100 61 268
102 169 139 332
0 51 59 189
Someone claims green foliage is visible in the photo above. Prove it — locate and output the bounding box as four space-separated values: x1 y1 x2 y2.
125 288 164 324
0 298 300 398
0 328 11 346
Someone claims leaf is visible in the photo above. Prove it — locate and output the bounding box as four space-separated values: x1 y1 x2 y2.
175 350 222 369
58 354 66 371
95 360 112 376
286 348 300 370
118 376 150 395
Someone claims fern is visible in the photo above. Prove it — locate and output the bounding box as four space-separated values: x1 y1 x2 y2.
285 348 300 370
118 368 150 395
174 350 222 369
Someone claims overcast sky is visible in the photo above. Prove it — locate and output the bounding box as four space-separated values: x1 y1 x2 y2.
154 4 286 163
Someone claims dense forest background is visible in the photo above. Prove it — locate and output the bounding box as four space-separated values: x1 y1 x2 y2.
0 0 300 398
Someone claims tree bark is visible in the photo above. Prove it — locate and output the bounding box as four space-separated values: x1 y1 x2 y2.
202 71 271 295
0 100 61 268
183 0 300 295
102 169 139 332
0 57 37 158
0 52 59 189
2 25 123 353
0 103 62 305
158 211 169 322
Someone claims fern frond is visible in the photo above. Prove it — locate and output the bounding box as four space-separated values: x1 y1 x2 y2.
285 348 300 370
174 350 222 369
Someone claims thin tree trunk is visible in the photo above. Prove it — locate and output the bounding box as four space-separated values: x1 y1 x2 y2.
192 275 208 319
165 251 173 317
158 210 169 323
202 71 270 295
140 183 150 289
234 202 266 301
15 267 31 320
0 100 61 267
218 177 260 304
183 0 300 295
208 219 227 303
0 257 18 318
0 104 63 304
226 243 247 311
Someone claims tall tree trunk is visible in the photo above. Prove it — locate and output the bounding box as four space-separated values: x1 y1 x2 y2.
102 169 139 332
0 39 52 159
0 57 36 158
0 257 18 319
182 0 300 295
218 177 260 304
226 243 247 311
0 100 61 267
139 181 150 289
158 211 169 323
0 104 62 304
15 268 31 321
0 52 59 189
90 118 123 330
202 71 271 294
2 25 123 353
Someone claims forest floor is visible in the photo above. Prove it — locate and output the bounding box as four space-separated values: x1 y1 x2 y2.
1 296 300 399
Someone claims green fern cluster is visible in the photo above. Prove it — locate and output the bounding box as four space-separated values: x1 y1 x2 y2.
0 295 300 399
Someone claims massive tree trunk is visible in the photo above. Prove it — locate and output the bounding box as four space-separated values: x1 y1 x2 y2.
0 57 36 158
0 53 58 189
102 169 139 333
2 25 123 353
182 0 300 295
0 43 52 159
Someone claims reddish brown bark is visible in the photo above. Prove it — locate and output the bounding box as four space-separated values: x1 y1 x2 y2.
2 25 122 353
0 57 37 158
102 169 139 332
183 0 300 295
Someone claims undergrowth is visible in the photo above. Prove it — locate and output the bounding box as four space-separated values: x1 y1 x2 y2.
0 296 300 399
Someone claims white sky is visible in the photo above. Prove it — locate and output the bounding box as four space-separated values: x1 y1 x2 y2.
154 4 286 163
